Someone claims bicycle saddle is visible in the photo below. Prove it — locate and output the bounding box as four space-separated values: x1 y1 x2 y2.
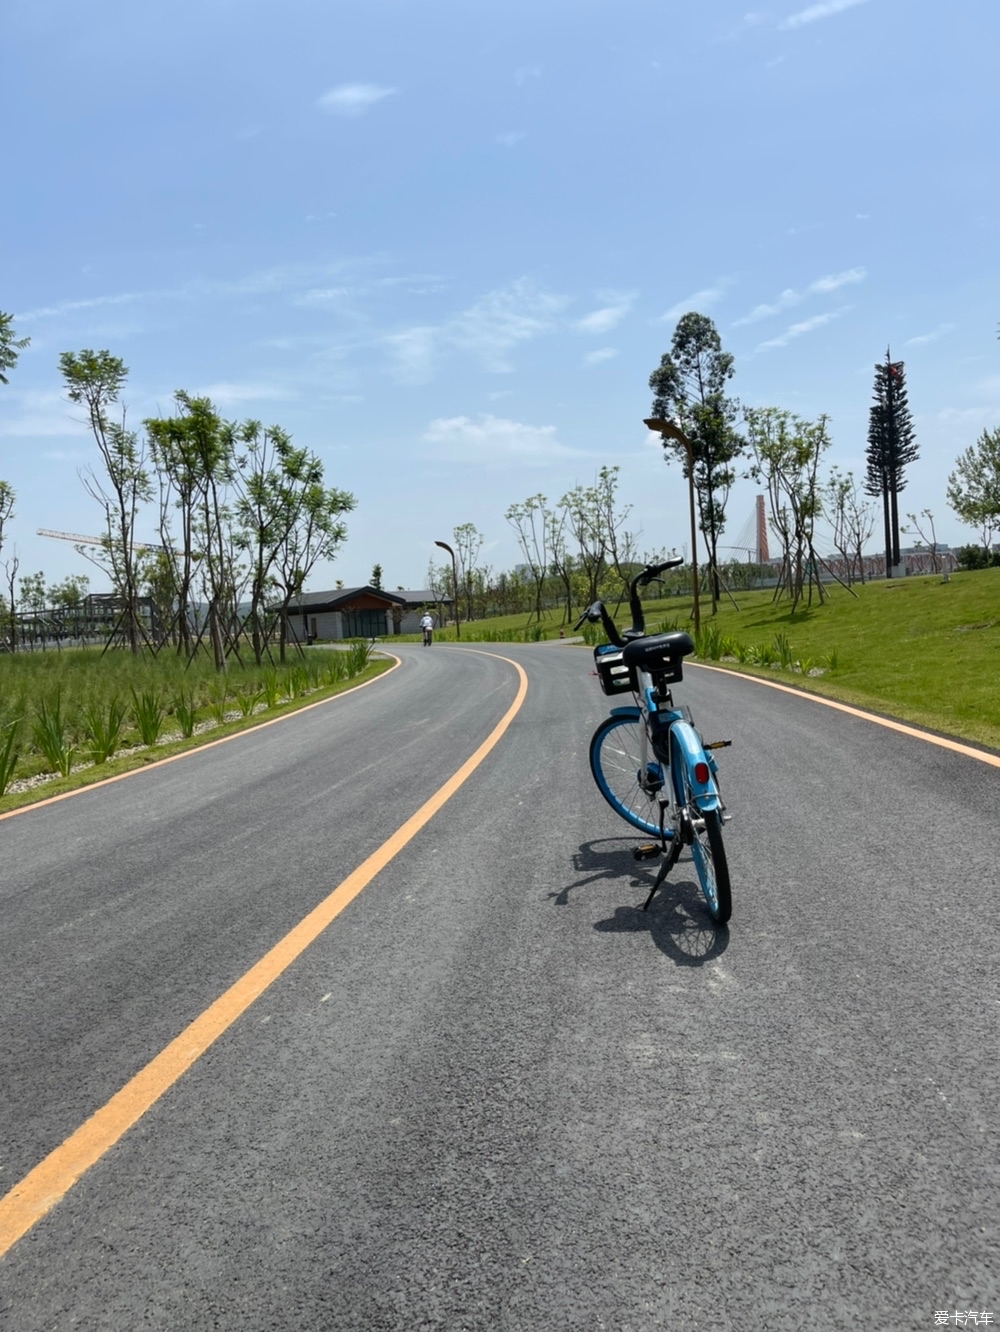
621 631 695 669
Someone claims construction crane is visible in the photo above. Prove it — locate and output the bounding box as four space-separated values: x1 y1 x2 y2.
37 528 183 556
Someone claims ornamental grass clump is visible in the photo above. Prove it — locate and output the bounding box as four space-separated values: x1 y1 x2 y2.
261 670 283 708
0 718 22 797
130 688 166 747
208 688 230 726
32 692 77 777
82 695 127 763
172 691 198 738
236 686 262 718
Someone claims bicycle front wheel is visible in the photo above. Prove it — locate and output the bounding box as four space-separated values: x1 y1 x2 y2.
589 715 664 837
671 751 731 923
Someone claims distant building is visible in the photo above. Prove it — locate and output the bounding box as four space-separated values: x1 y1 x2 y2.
279 586 452 642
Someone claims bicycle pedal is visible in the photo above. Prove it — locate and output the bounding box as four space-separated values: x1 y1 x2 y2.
632 843 662 861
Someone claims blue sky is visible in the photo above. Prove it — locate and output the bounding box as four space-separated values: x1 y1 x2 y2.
3 0 998 593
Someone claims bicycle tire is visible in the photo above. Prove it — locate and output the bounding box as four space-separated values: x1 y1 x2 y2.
671 747 731 923
589 715 664 837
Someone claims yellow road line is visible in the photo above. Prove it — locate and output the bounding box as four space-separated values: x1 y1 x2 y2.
693 662 1000 769
0 653 529 1259
0 655 401 823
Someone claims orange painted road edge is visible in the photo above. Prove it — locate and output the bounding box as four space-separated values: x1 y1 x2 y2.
0 653 529 1259
693 661 1000 769
0 654 402 823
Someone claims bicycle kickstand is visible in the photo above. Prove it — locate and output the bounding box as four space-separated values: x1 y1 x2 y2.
642 838 681 911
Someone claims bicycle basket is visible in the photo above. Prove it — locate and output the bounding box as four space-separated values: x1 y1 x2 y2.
593 644 635 695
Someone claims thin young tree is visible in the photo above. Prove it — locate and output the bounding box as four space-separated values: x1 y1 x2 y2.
505 494 551 624
745 407 831 608
271 472 355 660
59 351 152 653
0 481 16 651
864 351 919 577
452 522 484 623
824 467 875 584
649 313 744 611
946 428 1000 565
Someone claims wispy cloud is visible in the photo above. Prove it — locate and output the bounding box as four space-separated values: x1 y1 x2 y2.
756 307 849 350
733 267 866 325
384 326 439 385
584 348 619 365
448 278 567 374
15 292 149 322
778 0 869 30
422 414 583 465
514 66 542 85
495 131 526 148
316 84 396 117
657 281 732 323
193 382 293 405
904 323 956 347
575 293 635 335
0 389 81 437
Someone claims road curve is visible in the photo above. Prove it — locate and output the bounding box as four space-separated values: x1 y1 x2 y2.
1 642 997 1331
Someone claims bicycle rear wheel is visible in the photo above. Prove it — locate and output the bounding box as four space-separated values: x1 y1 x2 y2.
671 749 731 923
589 715 664 837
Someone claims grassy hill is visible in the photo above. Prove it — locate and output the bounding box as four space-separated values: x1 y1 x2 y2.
408 569 1000 752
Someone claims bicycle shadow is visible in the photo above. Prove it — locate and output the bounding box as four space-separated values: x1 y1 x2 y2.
553 837 730 966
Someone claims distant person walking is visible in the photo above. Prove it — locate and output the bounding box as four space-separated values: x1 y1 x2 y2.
419 612 434 646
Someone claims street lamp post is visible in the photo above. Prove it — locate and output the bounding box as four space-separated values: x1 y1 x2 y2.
644 417 701 637
434 540 460 639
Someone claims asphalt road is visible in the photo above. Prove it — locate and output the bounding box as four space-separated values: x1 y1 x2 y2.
1 642 997 1331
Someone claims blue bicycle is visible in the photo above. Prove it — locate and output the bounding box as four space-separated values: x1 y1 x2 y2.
576 557 733 924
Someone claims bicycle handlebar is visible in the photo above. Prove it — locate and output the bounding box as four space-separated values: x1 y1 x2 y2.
572 555 684 646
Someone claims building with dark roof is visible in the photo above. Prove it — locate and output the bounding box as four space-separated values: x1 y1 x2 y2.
280 586 451 641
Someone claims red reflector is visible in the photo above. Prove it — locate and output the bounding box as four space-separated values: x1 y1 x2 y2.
694 761 710 784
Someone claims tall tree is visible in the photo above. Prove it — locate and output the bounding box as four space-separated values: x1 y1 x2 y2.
505 494 551 623
823 467 875 584
370 562 383 590
60 350 152 652
745 407 831 608
0 311 29 385
559 466 634 606
271 472 355 660
145 392 236 668
946 427 1000 564
649 313 744 611
452 522 484 623
864 351 918 577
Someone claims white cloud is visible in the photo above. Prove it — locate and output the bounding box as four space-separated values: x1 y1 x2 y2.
756 307 848 350
575 294 634 334
422 414 582 465
778 0 869 30
193 382 293 405
584 348 619 365
0 390 80 437
514 66 542 85
15 292 148 322
904 323 956 347
316 84 396 117
448 278 567 373
496 131 526 148
384 326 438 385
733 267 865 325
657 281 731 322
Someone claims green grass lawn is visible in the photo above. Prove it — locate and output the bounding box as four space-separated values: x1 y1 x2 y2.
394 570 1000 751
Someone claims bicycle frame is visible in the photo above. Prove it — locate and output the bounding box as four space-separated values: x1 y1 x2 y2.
580 556 732 921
